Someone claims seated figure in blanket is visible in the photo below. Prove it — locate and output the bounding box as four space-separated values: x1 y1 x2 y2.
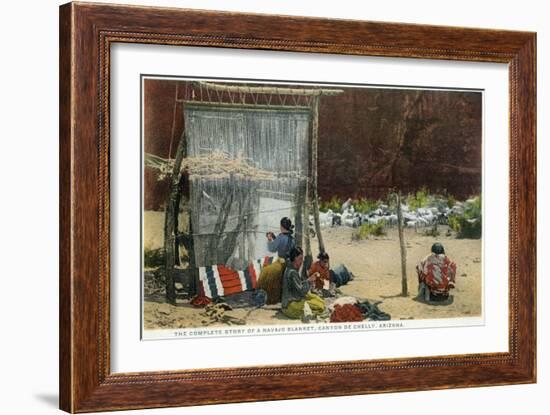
416 243 457 302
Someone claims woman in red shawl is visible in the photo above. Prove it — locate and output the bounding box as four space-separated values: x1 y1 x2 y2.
416 243 457 302
308 252 334 296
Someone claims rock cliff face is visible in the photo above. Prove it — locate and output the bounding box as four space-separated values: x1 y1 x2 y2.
317 88 482 201
143 80 482 210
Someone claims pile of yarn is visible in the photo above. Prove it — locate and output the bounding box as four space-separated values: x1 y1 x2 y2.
329 303 364 323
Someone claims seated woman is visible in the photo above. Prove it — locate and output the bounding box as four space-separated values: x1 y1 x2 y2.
258 217 296 304
257 258 286 304
416 242 457 302
266 217 296 259
308 252 335 297
281 247 325 320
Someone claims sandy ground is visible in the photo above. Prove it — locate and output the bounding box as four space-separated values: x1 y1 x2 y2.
143 212 481 330
323 226 482 320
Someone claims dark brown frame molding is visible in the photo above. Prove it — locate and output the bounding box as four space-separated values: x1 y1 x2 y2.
59 2 536 412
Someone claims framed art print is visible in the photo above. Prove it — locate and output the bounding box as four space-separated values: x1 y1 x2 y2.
59 2 536 412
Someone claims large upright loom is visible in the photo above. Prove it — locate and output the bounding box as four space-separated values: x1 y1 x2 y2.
163 81 342 303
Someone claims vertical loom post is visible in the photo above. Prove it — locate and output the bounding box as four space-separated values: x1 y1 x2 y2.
164 132 187 304
303 182 311 257
311 95 325 254
303 177 312 276
294 188 304 251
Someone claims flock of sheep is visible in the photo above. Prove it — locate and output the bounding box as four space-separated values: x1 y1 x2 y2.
316 197 478 230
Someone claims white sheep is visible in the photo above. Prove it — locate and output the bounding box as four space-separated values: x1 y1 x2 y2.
416 216 429 227
367 215 384 225
406 220 418 229
319 210 334 227
343 215 361 228
384 214 398 227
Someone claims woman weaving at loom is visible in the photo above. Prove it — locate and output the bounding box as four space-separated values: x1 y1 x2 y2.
256 217 296 304
266 217 296 258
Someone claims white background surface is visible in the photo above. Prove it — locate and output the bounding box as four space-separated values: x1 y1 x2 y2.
0 0 547 414
111 46 506 372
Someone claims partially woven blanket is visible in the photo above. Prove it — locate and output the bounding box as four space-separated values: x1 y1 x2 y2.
198 256 276 298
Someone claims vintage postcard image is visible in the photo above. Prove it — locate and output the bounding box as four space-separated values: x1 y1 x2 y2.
141 77 483 339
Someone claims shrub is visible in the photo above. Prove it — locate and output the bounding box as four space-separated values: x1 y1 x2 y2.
354 197 382 214
448 196 482 239
423 226 440 237
352 221 386 240
407 186 430 210
319 195 342 212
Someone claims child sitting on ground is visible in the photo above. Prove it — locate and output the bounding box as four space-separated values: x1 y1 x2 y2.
308 251 337 297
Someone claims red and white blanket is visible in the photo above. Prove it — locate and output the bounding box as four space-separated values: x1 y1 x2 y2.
198 256 276 298
416 253 457 295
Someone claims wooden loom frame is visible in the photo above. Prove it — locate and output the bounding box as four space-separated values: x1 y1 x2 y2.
163 81 342 303
59 2 536 412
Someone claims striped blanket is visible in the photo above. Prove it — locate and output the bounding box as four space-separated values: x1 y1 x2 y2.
198 256 276 298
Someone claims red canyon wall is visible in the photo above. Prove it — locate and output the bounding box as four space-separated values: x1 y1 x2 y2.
143 79 482 210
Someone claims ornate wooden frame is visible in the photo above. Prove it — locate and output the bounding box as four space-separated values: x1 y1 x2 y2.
59 2 536 412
